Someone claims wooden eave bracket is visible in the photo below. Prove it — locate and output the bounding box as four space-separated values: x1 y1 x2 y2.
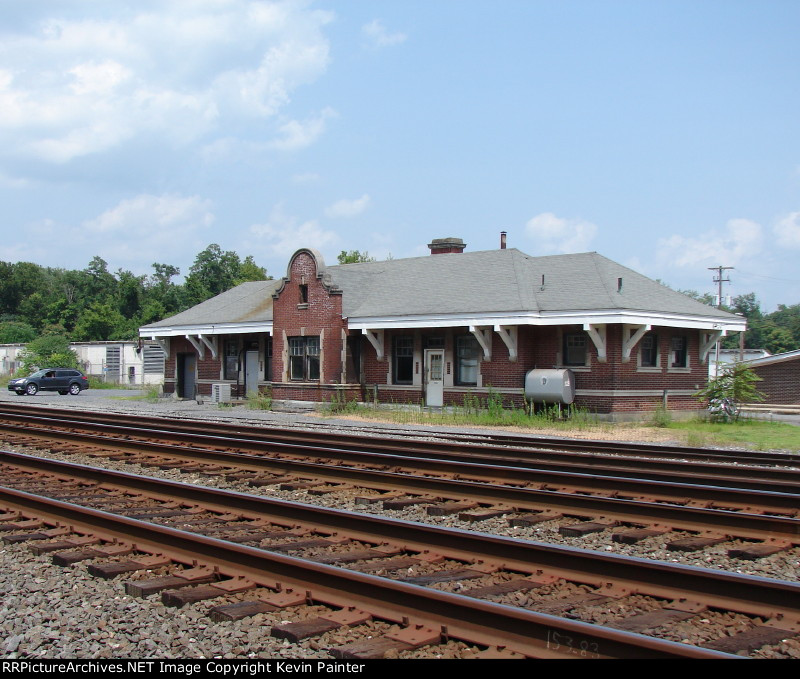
198 334 218 360
622 324 650 363
469 325 492 361
583 323 607 363
365 328 385 361
494 325 518 362
185 334 204 359
151 337 169 356
700 330 724 364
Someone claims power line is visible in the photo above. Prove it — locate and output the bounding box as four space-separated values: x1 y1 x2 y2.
736 268 800 284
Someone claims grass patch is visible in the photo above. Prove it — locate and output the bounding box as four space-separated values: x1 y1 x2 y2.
663 417 800 451
87 376 129 389
321 391 614 435
113 384 162 403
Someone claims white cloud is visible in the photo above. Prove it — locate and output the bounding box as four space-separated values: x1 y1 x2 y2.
80 194 215 267
524 212 598 253
325 194 370 218
656 218 763 268
774 211 800 249
84 194 214 235
249 204 338 258
0 2 333 162
270 107 336 151
292 172 320 183
362 19 407 48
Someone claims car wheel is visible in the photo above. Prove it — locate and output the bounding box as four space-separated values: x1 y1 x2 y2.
26 383 38 395
68 383 81 395
59 390 68 395
15 390 25 396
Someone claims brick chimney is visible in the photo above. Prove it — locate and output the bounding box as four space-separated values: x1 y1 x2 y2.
428 237 466 255
500 231 507 249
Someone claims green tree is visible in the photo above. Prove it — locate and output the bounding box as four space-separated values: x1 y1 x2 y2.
115 269 145 320
73 301 130 341
337 250 376 265
83 256 116 300
0 321 37 344
183 244 242 304
235 255 270 284
677 289 715 305
18 335 79 372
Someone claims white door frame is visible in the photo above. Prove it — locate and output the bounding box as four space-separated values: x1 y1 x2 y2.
424 348 444 407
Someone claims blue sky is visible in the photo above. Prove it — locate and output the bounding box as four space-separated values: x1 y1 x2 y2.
1 0 798 311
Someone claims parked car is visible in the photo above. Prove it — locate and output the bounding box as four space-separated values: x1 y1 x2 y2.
7 368 89 396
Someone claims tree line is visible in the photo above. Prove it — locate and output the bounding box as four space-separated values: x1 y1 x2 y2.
2 248 798 356
0 244 268 344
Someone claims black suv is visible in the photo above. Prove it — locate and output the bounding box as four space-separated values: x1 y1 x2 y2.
8 369 89 396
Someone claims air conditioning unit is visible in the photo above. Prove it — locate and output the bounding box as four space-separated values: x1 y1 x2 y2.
210 383 231 404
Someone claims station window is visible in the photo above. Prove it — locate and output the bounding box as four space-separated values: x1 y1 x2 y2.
456 335 480 386
563 333 587 366
670 336 688 368
393 336 413 384
289 336 320 381
640 334 659 368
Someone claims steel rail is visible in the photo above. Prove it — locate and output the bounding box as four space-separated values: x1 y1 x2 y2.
1 409 799 495
2 451 800 634
0 485 741 660
3 402 798 467
3 426 799 544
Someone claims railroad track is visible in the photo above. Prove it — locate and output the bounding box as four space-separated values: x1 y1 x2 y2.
2 402 799 469
2 452 799 659
1 404 798 492
1 410 799 562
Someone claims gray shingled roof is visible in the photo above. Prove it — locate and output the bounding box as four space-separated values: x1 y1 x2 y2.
327 249 738 320
141 249 739 330
141 280 280 329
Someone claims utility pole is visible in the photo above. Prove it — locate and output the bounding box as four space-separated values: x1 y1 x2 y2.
708 265 734 376
708 265 734 308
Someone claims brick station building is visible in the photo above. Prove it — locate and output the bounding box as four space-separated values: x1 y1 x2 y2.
139 238 745 417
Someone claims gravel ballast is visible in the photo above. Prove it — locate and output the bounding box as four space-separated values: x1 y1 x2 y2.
1 391 799 659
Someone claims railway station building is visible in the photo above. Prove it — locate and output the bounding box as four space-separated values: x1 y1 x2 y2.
138 237 745 417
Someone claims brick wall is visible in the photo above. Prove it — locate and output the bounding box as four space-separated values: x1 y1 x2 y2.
360 323 709 414
751 359 800 404
270 250 349 400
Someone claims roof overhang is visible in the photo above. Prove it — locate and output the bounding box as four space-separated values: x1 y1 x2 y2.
348 309 746 333
745 349 800 368
139 322 273 338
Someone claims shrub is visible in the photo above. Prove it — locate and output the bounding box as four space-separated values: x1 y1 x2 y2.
694 363 765 422
18 335 79 373
246 387 272 410
650 406 672 428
